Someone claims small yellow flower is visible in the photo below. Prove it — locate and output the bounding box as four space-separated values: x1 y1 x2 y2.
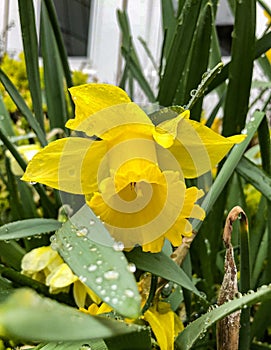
21 246 99 307
22 84 245 252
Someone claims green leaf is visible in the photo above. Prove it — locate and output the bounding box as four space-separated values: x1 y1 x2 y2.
157 0 202 106
0 288 144 342
175 284 271 350
0 69 47 147
40 2 68 130
35 340 108 350
125 248 201 297
236 156 271 200
121 47 156 102
193 110 266 231
175 2 214 118
223 0 256 136
54 205 141 318
207 31 271 94
160 0 178 59
18 0 44 131
0 94 15 136
42 0 73 89
0 219 61 241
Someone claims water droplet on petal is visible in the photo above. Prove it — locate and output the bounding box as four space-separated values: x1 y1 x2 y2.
29 181 37 185
104 296 110 303
89 219 95 226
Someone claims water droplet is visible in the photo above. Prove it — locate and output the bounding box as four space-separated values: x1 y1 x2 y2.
80 344 91 350
113 241 124 251
243 304 248 309
112 297 118 304
104 270 119 280
250 116 255 122
89 247 97 252
89 219 95 225
127 263 136 273
190 89 197 97
241 128 247 134
96 260 103 265
124 289 134 298
100 289 106 295
104 296 110 303
88 264 97 272
95 277 103 284
111 284 118 290
76 226 88 237
29 181 37 185
68 168 76 177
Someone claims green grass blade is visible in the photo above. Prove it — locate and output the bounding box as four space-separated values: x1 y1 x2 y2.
157 0 202 106
0 288 144 342
40 2 68 130
0 127 56 217
125 247 201 296
0 241 25 271
236 156 271 200
239 212 251 350
18 0 44 131
0 94 15 136
258 117 271 286
223 0 256 136
160 0 178 59
175 2 213 119
207 31 271 94
0 69 47 147
42 0 73 88
175 284 271 350
54 205 141 318
193 111 266 232
0 219 61 241
121 47 156 102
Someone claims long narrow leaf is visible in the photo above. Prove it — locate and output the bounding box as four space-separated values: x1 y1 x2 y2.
40 2 68 130
157 0 202 106
175 284 271 350
18 0 44 131
0 69 47 147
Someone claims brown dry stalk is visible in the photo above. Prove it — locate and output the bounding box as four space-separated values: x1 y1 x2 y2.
216 206 246 350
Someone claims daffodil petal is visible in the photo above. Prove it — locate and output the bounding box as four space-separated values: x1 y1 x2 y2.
144 302 177 350
46 263 78 291
68 102 153 138
157 115 245 178
73 280 88 308
21 137 108 194
21 246 59 273
66 84 131 131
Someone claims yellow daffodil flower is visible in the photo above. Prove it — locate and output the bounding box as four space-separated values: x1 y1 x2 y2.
21 246 100 307
22 84 245 252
